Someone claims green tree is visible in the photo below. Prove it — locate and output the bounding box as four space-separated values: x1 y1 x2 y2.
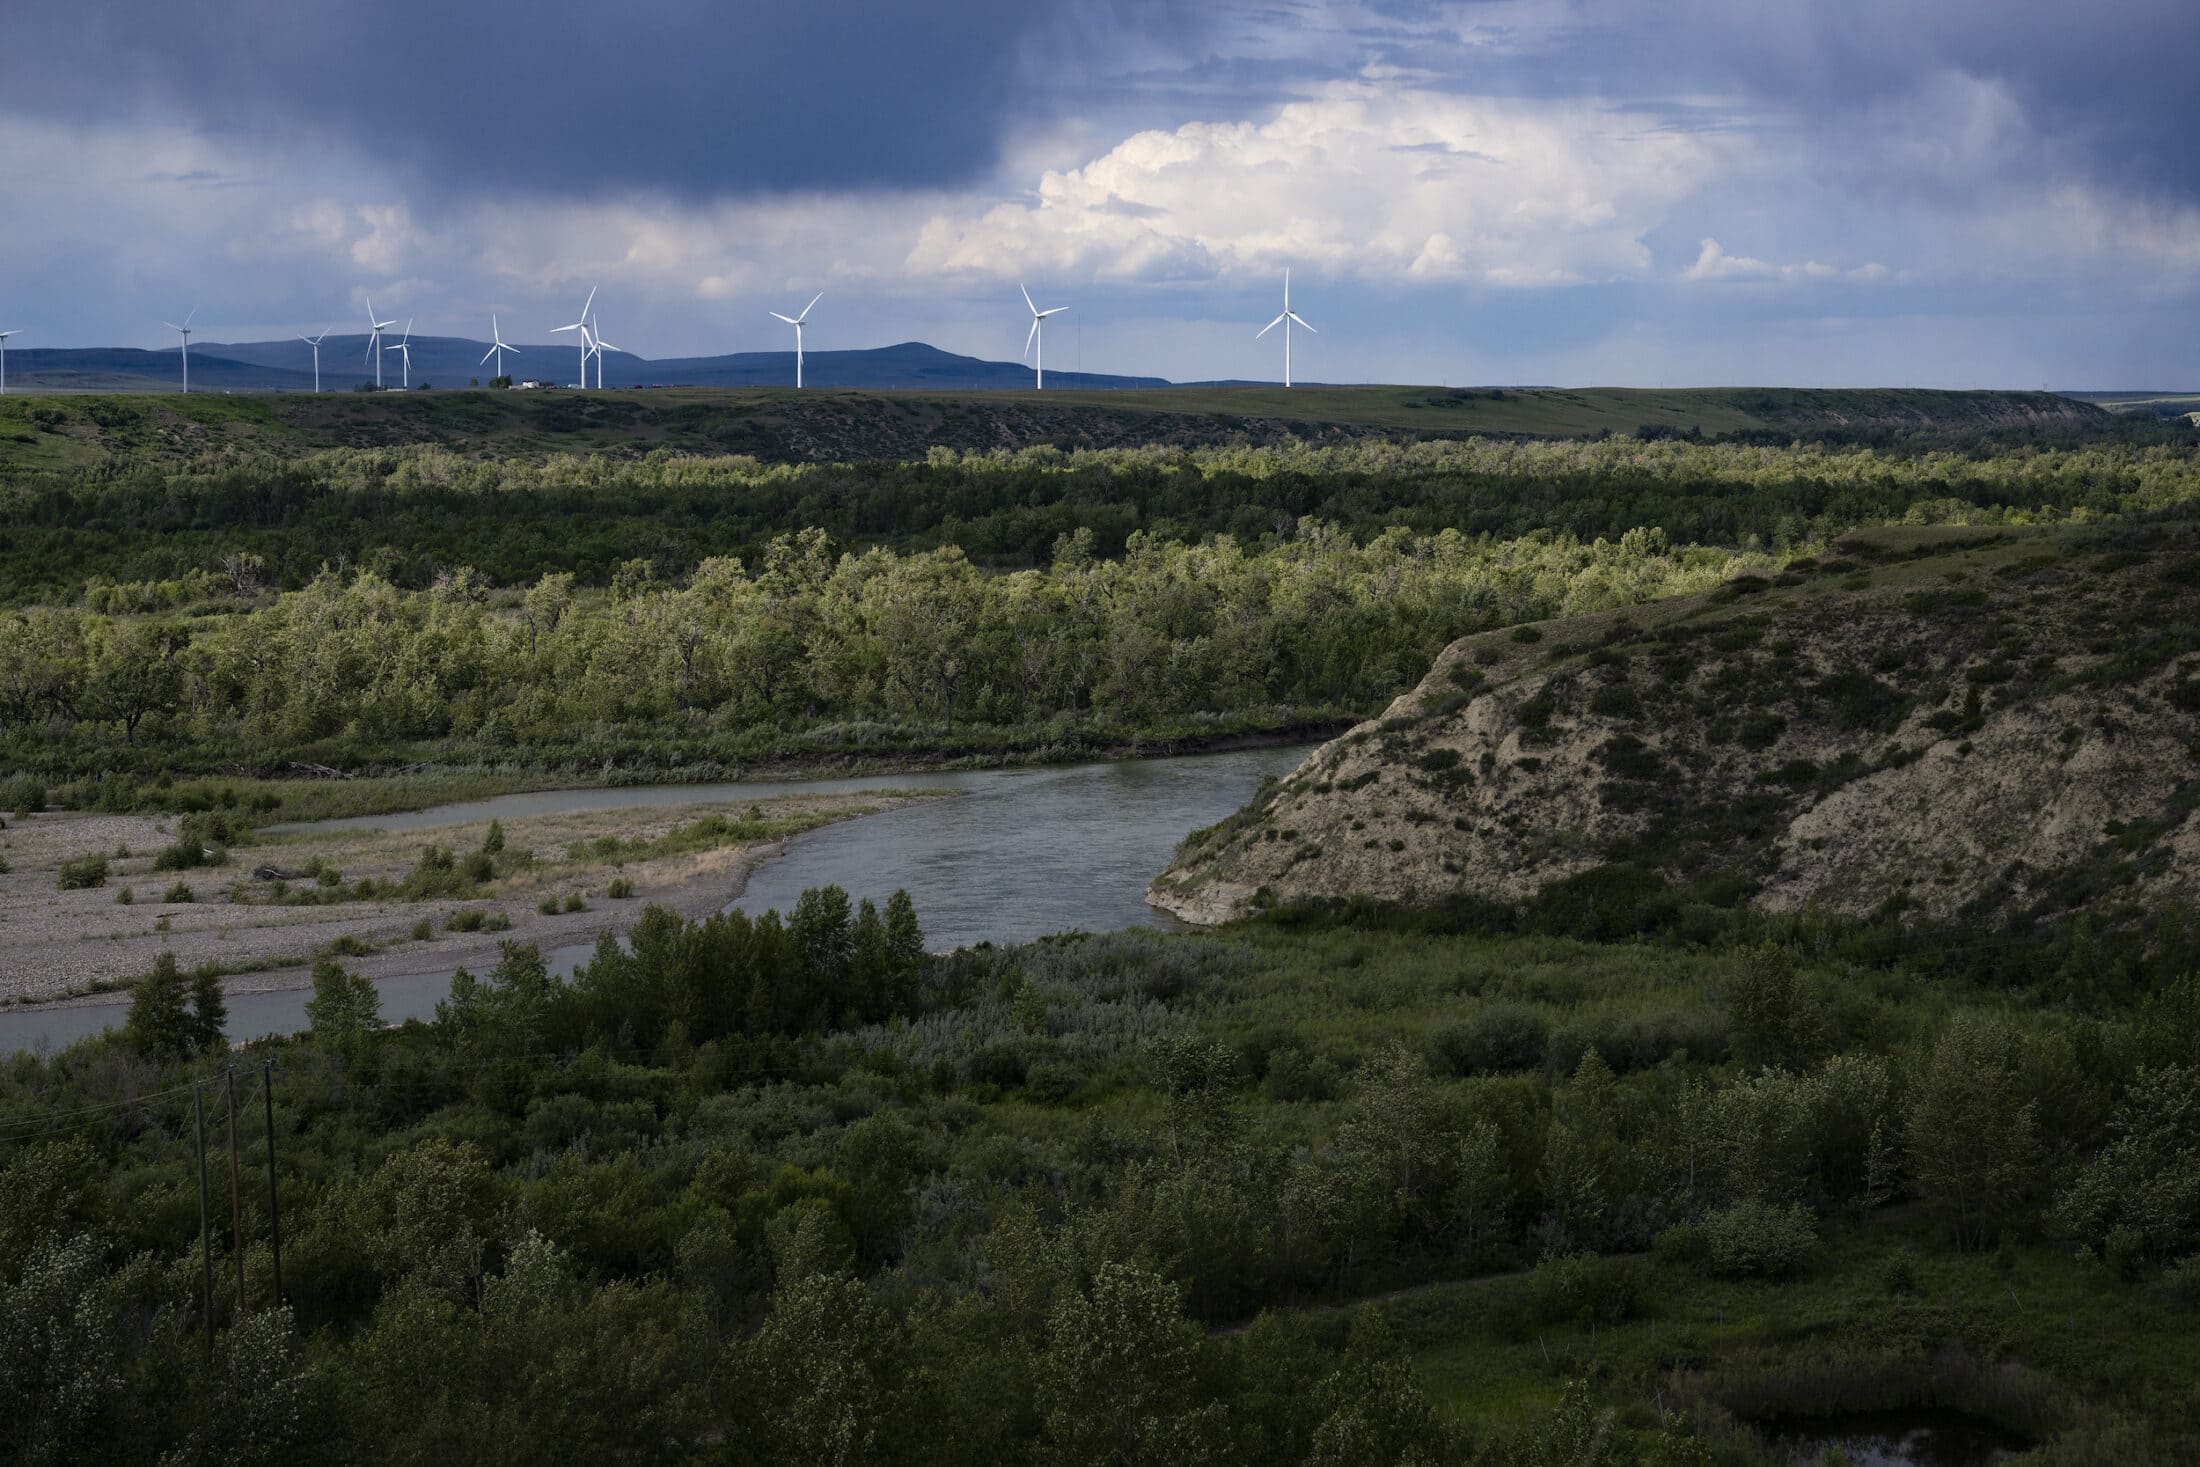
123 951 196 1060
1305 1314 1448 1467
1906 1013 2041 1250
160 1306 322 1467
1726 943 1826 1072
304 956 381 1053
187 967 227 1055
0 1233 127 1467
731 1272 900 1467
1035 1261 1222 1466
2053 1065 2200 1262
84 620 188 743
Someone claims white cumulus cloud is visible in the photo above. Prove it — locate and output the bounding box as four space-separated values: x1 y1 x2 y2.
905 82 1730 285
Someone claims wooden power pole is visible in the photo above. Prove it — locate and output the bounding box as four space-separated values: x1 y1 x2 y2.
193 1080 214 1356
262 1059 283 1307
224 1068 247 1315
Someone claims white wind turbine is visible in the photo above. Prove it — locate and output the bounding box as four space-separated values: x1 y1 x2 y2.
479 314 519 381
163 308 199 393
387 319 414 389
550 286 597 387
0 328 19 395
1257 269 1316 388
363 295 397 389
769 292 822 389
1020 284 1069 390
298 329 329 393
588 313 621 388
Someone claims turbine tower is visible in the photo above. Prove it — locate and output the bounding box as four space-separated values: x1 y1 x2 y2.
769 292 822 389
589 315 621 389
479 314 519 380
1256 269 1316 388
163 308 199 393
1020 284 1069 391
388 319 414 389
550 286 597 388
298 329 329 393
364 295 396 389
0 328 18 395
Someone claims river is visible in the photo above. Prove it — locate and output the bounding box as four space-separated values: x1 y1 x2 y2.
0 743 1315 1054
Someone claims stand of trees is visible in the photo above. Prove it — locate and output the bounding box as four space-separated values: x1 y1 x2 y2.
1 523 1750 775
6 435 2200 599
4 891 2197 1463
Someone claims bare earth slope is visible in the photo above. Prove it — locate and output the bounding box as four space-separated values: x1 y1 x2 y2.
1151 520 2200 933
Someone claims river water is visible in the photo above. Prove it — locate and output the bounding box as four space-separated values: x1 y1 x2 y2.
1 744 1315 1055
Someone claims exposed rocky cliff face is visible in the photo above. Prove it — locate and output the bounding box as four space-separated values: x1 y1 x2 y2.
1151 521 2200 934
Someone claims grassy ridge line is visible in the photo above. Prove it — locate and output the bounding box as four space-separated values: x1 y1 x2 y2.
0 383 2108 471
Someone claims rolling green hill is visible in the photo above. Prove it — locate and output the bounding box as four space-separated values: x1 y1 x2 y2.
0 383 2115 472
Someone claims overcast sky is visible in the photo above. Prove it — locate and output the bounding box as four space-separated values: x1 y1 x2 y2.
4 0 2196 386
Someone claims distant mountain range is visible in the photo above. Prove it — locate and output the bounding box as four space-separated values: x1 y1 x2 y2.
1 338 1174 393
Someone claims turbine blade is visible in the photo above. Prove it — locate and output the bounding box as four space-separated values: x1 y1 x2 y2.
480 345 497 365
1020 283 1036 314
1256 313 1286 337
1040 306 1069 317
579 286 596 321
770 313 798 324
1023 317 1039 360
1289 313 1317 333
184 306 198 326
799 291 822 321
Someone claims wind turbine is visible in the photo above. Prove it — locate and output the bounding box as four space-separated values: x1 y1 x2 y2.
298 329 329 393
479 314 519 381
550 286 596 388
1020 284 1069 391
162 308 199 393
1256 269 1316 388
0 328 18 395
388 319 414 389
769 292 822 389
363 295 397 389
588 314 622 389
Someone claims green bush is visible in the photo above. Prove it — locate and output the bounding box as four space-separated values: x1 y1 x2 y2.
115 886 135 905
1699 1199 1817 1278
2 774 46 817
607 876 635 899
58 854 109 890
446 908 485 932
2159 1255 2200 1306
163 882 194 903
1523 1250 1651 1326
1430 1003 1550 1077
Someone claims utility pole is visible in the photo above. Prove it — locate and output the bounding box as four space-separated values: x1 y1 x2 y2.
262 1059 283 1307
224 1069 247 1315
193 1081 214 1356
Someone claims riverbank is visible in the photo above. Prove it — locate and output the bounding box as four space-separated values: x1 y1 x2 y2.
13 717 1355 829
0 789 938 1009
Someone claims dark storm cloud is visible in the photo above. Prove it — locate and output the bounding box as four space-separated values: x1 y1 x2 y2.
5 0 1185 199
1365 0 2200 202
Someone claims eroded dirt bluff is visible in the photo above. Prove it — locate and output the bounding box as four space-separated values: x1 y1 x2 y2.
1150 520 2200 930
